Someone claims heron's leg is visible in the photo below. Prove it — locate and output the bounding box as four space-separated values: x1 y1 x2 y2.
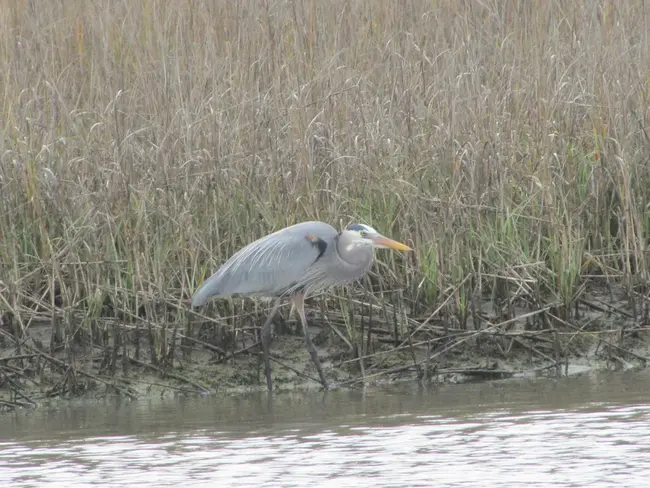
261 298 282 392
292 293 329 390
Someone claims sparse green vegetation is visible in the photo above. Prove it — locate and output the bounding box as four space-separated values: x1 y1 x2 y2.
1 0 650 406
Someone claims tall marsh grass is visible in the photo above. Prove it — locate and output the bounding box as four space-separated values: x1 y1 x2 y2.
1 0 649 352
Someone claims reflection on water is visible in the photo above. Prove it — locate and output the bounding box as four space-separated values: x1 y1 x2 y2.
2 370 650 487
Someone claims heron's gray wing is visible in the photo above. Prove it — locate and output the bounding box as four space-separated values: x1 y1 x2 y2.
191 221 339 306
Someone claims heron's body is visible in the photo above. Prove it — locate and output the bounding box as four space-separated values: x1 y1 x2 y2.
191 220 411 391
192 221 373 304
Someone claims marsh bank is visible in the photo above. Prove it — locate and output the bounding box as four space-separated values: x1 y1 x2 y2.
2 282 648 411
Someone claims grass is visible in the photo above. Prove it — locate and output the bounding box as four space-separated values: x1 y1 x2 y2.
1 0 650 395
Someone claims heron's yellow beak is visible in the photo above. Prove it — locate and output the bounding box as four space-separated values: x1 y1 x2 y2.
372 235 413 251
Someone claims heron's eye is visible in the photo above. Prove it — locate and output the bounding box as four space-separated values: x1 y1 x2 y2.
359 231 368 237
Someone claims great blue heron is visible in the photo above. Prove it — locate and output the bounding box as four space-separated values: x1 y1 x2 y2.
191 221 412 391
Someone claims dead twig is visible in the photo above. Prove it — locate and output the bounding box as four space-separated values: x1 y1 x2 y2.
579 298 634 319
0 354 39 362
547 311 648 363
33 345 138 399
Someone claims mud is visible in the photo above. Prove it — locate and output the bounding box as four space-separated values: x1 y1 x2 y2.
1 288 649 411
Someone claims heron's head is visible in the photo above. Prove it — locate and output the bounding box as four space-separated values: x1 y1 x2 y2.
343 223 412 251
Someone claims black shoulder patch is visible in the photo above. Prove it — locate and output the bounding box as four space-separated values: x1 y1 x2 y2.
305 234 328 261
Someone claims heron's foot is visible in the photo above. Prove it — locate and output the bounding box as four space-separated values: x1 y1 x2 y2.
321 377 330 391
259 301 282 393
261 335 273 392
264 364 273 392
303 337 329 390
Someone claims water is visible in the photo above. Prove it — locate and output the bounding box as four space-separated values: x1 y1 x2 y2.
2 370 650 487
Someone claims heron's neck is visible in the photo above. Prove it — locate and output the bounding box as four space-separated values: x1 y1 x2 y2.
335 232 372 266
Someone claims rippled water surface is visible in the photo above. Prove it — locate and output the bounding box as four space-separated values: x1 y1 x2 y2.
2 370 650 487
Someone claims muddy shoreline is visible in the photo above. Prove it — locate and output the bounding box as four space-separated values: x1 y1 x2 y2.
2 287 649 412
